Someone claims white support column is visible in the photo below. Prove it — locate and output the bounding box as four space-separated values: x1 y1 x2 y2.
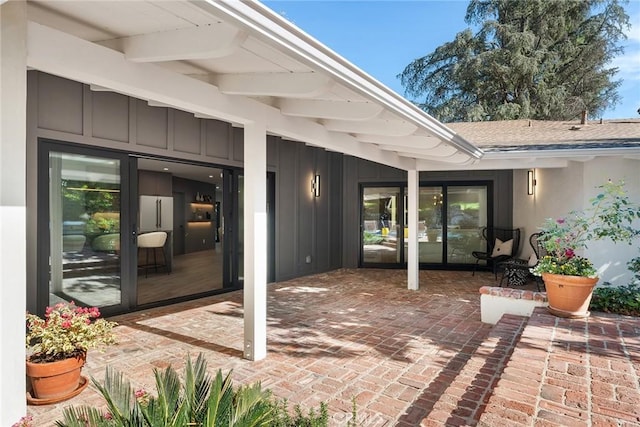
0 1 28 424
407 169 419 290
243 121 267 361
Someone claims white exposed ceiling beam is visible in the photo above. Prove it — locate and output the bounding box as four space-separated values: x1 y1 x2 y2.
400 152 471 164
279 98 382 120
26 21 412 171
355 134 442 150
266 110 415 170
322 118 418 137
378 144 457 157
196 0 483 160
215 72 333 97
147 100 172 108
27 21 256 125
122 25 247 62
89 84 111 92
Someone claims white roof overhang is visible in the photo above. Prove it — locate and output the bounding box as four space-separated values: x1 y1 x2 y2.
24 0 484 171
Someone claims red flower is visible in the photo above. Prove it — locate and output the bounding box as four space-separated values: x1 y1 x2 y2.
565 248 575 259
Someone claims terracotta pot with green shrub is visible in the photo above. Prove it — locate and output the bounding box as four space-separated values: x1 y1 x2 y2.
533 180 640 318
26 302 117 403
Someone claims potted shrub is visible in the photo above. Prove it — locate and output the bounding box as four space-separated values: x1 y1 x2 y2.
26 302 117 403
532 180 640 317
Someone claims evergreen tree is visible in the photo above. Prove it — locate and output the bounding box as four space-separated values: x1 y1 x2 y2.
399 0 630 122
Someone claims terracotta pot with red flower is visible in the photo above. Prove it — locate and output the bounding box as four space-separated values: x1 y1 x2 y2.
26 302 117 404
533 180 640 317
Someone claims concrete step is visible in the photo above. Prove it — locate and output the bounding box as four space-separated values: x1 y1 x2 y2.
419 313 529 426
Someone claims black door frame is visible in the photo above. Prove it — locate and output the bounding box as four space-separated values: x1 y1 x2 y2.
359 180 493 270
37 139 134 316
223 170 276 288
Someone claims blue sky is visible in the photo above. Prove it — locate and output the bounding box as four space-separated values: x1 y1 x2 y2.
263 0 640 119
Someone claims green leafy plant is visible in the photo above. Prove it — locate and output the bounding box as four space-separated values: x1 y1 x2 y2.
628 252 640 284
269 399 329 427
362 231 384 245
56 354 332 427
533 180 640 277
26 302 117 363
590 283 640 316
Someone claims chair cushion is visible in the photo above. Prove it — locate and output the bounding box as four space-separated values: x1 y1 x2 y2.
491 238 513 257
528 252 538 267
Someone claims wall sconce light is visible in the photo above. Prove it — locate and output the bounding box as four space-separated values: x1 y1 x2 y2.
311 174 320 197
527 170 536 195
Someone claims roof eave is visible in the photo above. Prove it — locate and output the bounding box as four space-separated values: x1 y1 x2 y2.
198 0 483 161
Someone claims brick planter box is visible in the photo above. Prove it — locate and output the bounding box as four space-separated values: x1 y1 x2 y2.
479 286 548 324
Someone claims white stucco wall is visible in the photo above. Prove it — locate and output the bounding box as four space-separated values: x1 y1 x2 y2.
513 157 640 286
582 158 640 285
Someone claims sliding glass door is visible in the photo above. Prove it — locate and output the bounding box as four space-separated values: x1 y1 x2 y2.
445 185 487 264
39 141 132 314
361 186 402 265
362 182 490 268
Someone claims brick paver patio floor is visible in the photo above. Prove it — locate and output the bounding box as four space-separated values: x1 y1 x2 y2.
26 269 640 426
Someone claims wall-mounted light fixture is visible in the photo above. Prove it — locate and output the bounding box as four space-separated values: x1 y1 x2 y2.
527 170 536 195
311 174 320 197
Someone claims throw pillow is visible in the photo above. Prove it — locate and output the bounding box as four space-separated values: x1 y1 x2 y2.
491 238 513 258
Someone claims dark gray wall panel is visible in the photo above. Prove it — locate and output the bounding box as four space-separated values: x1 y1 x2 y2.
92 91 129 142
232 127 243 162
266 136 278 168
37 73 83 135
380 164 404 180
276 141 297 279
328 152 343 269
136 100 168 149
297 146 314 276
173 110 201 155
494 169 514 229
342 156 361 268
358 158 379 179
205 120 230 159
314 150 330 272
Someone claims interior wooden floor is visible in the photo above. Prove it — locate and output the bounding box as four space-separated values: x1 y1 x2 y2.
137 248 223 305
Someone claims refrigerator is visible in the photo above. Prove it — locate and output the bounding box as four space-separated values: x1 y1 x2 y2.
139 195 173 232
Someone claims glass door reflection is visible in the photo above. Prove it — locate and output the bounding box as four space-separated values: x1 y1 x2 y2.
48 151 122 309
418 186 444 263
446 185 487 264
362 186 402 265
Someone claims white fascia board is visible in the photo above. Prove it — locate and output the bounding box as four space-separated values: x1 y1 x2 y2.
482 147 640 160
196 0 483 160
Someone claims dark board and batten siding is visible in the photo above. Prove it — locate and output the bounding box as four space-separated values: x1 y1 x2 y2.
26 71 343 294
